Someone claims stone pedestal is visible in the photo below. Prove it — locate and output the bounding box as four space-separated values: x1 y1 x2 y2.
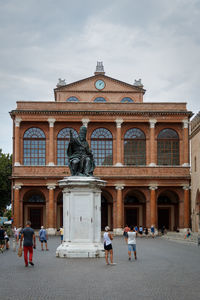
56 176 106 258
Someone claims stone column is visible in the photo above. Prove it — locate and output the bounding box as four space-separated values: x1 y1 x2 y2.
183 186 190 228
149 186 158 227
13 185 21 227
14 118 22 166
179 200 184 229
47 185 56 234
149 119 157 166
114 185 124 235
48 118 56 166
115 119 123 166
182 120 189 166
82 118 90 128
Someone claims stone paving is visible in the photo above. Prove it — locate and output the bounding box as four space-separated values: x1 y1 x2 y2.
0 236 200 300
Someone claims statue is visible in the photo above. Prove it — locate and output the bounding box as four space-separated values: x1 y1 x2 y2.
67 126 95 176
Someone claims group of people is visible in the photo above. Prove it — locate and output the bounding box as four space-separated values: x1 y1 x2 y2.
123 224 156 238
103 225 137 265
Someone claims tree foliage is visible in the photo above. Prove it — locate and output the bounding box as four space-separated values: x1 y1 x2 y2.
0 149 12 215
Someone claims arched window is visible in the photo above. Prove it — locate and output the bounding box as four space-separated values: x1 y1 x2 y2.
66 96 79 102
23 128 46 165
91 128 113 166
57 128 78 165
121 97 134 103
94 97 106 103
157 129 179 165
124 128 146 165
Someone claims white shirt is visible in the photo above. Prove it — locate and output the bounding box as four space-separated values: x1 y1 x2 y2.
127 231 136 244
103 232 112 246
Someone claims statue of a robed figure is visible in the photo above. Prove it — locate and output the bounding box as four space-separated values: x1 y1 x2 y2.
67 126 95 176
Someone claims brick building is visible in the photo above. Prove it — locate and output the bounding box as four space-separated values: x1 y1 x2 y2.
190 112 200 232
10 63 192 233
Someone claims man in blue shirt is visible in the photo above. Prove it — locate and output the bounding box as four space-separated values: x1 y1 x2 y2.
39 226 48 251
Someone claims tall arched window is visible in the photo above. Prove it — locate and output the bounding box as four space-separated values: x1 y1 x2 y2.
124 128 146 165
91 128 113 166
23 128 46 165
157 129 179 165
57 128 78 165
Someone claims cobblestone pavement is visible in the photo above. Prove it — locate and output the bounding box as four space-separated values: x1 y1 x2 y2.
0 236 200 300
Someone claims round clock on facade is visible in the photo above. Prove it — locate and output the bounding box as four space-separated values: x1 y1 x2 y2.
95 79 105 90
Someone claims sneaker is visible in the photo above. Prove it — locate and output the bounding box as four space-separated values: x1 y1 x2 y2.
135 257 137 260
110 263 116 265
29 262 34 266
46 249 49 251
128 257 131 261
25 264 28 267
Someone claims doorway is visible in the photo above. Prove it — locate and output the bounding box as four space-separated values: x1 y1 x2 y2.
158 208 170 229
125 208 138 227
29 208 42 229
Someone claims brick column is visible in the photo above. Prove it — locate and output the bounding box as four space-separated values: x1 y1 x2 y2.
47 185 56 234
19 199 23 227
114 185 124 235
149 186 158 227
149 119 157 166
183 186 190 228
14 118 22 166
48 118 56 166
179 200 184 229
115 119 123 166
13 185 21 227
182 120 189 166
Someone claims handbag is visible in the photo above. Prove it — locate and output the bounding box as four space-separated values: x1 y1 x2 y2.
18 247 22 257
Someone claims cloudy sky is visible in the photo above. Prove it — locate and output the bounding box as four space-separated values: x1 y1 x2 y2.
0 0 199 154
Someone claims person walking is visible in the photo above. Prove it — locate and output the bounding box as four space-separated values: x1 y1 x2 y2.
151 225 155 238
0 226 5 253
39 226 48 251
103 226 116 265
20 221 36 267
123 224 130 239
126 225 137 261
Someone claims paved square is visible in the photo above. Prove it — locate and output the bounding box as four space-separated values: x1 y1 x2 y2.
0 236 200 300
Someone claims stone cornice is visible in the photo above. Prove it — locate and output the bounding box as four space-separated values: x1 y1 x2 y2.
10 110 192 117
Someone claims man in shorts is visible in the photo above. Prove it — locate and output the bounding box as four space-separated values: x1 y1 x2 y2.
0 226 5 253
39 226 48 251
126 225 137 261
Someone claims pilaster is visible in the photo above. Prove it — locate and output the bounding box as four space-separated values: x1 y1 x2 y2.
48 118 56 166
149 119 157 166
115 119 123 166
14 118 22 166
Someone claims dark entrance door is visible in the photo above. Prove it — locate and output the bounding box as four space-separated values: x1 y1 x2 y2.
29 208 42 229
125 208 138 227
101 201 108 230
158 208 170 229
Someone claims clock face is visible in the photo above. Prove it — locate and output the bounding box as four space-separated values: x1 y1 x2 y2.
95 79 105 90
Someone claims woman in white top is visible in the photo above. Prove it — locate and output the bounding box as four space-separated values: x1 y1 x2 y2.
103 226 116 265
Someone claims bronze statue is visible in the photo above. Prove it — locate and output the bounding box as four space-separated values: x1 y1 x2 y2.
67 126 95 176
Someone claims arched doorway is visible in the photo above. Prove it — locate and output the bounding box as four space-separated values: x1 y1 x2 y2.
57 193 63 229
23 190 46 229
101 191 113 230
157 190 179 230
124 190 146 227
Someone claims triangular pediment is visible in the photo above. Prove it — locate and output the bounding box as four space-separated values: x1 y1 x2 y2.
55 74 145 93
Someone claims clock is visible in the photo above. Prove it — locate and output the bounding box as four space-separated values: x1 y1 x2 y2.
95 79 105 90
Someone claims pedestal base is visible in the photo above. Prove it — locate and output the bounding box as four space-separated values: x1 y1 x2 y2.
113 228 124 235
56 242 105 258
47 228 56 235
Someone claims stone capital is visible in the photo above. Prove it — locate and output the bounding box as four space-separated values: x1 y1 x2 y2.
82 118 90 127
47 185 56 190
13 185 22 190
182 119 189 129
182 185 190 191
149 185 158 191
149 119 157 128
15 118 22 127
115 119 123 128
48 118 56 127
115 185 124 190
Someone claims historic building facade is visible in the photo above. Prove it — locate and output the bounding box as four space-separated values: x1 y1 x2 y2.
10 63 192 233
190 112 200 232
